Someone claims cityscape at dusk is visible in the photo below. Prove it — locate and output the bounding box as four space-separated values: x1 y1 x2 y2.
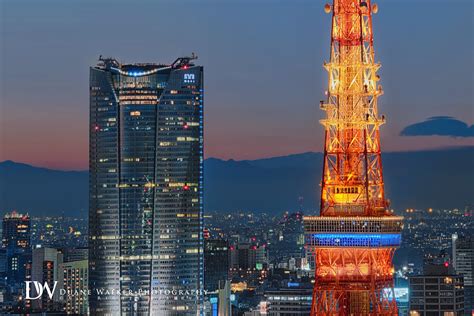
0 0 473 315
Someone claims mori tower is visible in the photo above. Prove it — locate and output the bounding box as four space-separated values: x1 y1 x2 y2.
89 56 203 315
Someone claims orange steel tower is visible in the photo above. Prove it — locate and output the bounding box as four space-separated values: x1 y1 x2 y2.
304 1 403 315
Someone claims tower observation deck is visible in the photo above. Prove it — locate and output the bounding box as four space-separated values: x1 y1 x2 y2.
303 1 403 314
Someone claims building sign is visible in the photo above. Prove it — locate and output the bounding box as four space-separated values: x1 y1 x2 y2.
184 73 195 84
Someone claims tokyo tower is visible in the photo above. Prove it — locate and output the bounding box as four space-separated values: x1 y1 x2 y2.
303 0 403 315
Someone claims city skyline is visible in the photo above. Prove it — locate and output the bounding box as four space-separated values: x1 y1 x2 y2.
0 208 471 314
1 0 473 170
0 1 472 315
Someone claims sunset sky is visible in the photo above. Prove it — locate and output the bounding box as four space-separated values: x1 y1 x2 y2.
1 0 473 170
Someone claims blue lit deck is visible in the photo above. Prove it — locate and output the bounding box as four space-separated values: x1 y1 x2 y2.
307 233 401 247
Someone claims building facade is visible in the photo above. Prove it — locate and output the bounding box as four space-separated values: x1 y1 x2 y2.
409 264 464 315
2 211 30 249
89 56 203 315
2 211 31 306
229 243 268 288
204 239 229 292
264 287 312 315
60 259 88 315
62 247 88 263
453 234 473 315
30 247 63 312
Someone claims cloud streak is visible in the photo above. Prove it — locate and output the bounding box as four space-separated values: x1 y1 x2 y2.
400 116 474 138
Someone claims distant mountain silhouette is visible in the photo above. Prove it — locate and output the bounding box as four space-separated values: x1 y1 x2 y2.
0 160 88 217
1 147 473 217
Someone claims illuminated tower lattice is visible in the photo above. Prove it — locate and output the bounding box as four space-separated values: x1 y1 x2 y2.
304 1 403 315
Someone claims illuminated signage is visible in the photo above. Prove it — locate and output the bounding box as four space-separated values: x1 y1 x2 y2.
384 287 409 303
287 282 300 287
184 73 195 83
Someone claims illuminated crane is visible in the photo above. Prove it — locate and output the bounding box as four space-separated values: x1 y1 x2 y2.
304 1 403 314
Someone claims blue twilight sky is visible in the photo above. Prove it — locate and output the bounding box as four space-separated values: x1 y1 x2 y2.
0 0 473 170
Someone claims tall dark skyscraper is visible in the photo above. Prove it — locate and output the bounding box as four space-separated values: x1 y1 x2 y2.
89 56 204 315
204 239 229 292
2 211 31 298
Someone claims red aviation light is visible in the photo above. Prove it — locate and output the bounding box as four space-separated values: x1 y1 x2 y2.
444 262 449 268
183 185 189 190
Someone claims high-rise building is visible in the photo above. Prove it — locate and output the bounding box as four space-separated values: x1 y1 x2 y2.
2 211 31 301
231 243 267 271
0 247 7 308
30 247 63 312
2 211 30 249
89 55 204 315
453 234 473 286
60 259 88 315
229 243 268 287
238 244 257 271
303 1 403 314
204 239 229 292
452 234 473 315
409 264 464 315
